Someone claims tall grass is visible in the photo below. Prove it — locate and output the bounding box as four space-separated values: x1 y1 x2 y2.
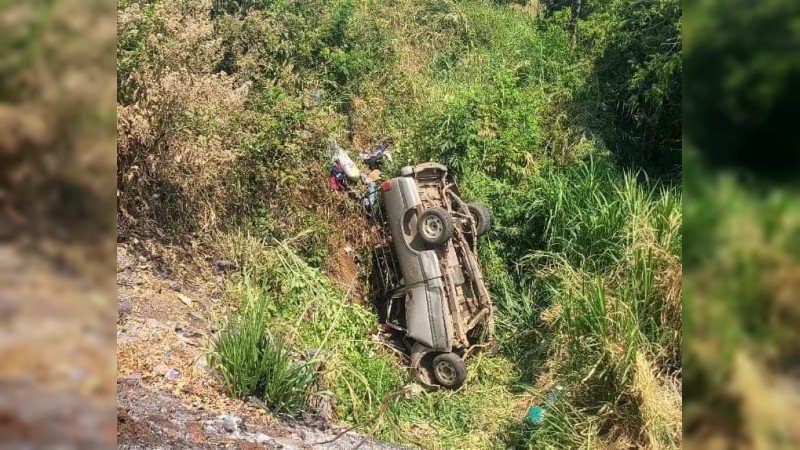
683 148 800 446
208 274 316 417
467 159 683 449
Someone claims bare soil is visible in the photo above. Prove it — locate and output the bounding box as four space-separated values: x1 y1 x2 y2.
116 243 406 450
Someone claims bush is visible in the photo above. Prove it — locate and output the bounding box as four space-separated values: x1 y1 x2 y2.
209 275 316 417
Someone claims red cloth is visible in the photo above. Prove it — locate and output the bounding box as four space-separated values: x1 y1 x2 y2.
328 175 341 191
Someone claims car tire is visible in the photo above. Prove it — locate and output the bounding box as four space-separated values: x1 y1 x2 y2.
432 353 467 389
466 203 491 236
417 207 454 246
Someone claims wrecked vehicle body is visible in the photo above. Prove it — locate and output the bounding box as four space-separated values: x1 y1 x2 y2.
368 162 495 389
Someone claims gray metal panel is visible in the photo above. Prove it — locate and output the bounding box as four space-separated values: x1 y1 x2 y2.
385 177 425 285
405 283 450 351
382 174 453 352
404 251 450 351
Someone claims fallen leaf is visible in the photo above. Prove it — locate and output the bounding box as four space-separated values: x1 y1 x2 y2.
177 294 193 307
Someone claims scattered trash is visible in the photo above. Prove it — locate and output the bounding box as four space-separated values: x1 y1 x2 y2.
526 385 563 425
313 90 323 103
255 433 272 444
329 160 350 191
329 139 360 181
165 368 181 382
344 244 354 254
367 169 381 182
363 180 377 208
360 141 393 170
328 174 341 190
177 293 193 307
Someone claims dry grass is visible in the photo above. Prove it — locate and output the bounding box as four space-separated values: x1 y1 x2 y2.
117 0 251 241
632 351 682 449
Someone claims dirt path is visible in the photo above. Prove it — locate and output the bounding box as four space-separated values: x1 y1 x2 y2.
116 243 406 450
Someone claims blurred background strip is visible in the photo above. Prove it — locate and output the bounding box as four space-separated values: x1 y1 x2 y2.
684 0 800 448
0 0 116 448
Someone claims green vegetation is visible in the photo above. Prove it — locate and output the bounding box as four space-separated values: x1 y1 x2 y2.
117 0 681 448
208 272 317 417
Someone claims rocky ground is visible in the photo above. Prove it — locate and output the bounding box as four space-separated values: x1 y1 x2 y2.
116 243 405 450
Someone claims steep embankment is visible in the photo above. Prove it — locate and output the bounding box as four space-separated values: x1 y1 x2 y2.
117 0 681 448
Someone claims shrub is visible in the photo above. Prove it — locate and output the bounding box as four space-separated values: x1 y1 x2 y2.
208 275 316 417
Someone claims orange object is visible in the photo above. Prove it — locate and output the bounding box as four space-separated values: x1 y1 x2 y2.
367 169 382 181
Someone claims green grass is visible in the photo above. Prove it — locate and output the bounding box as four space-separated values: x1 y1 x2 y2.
682 148 800 443
207 274 316 417
480 160 682 449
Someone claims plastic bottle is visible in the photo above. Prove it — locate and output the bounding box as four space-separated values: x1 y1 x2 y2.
526 385 563 425
329 139 360 182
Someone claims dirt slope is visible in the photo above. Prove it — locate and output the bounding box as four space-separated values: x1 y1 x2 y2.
116 243 405 449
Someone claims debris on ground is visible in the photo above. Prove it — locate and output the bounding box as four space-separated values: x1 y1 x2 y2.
165 368 181 382
177 293 193 307
117 243 408 450
328 138 360 182
360 141 393 170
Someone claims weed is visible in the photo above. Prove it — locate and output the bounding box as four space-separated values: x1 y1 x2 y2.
208 273 316 417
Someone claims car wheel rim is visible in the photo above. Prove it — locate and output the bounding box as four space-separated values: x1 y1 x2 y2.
435 360 456 384
423 215 443 239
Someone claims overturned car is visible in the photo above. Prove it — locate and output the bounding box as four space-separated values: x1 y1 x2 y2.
368 162 494 389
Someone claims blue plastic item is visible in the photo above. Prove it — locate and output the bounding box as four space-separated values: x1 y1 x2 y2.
526 386 563 425
527 405 544 424
363 181 377 208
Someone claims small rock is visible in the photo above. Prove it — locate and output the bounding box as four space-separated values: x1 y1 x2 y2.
168 280 182 292
212 260 236 275
165 368 180 382
193 356 209 370
218 414 242 433
272 437 303 449
185 330 204 338
254 433 272 444
117 296 132 321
